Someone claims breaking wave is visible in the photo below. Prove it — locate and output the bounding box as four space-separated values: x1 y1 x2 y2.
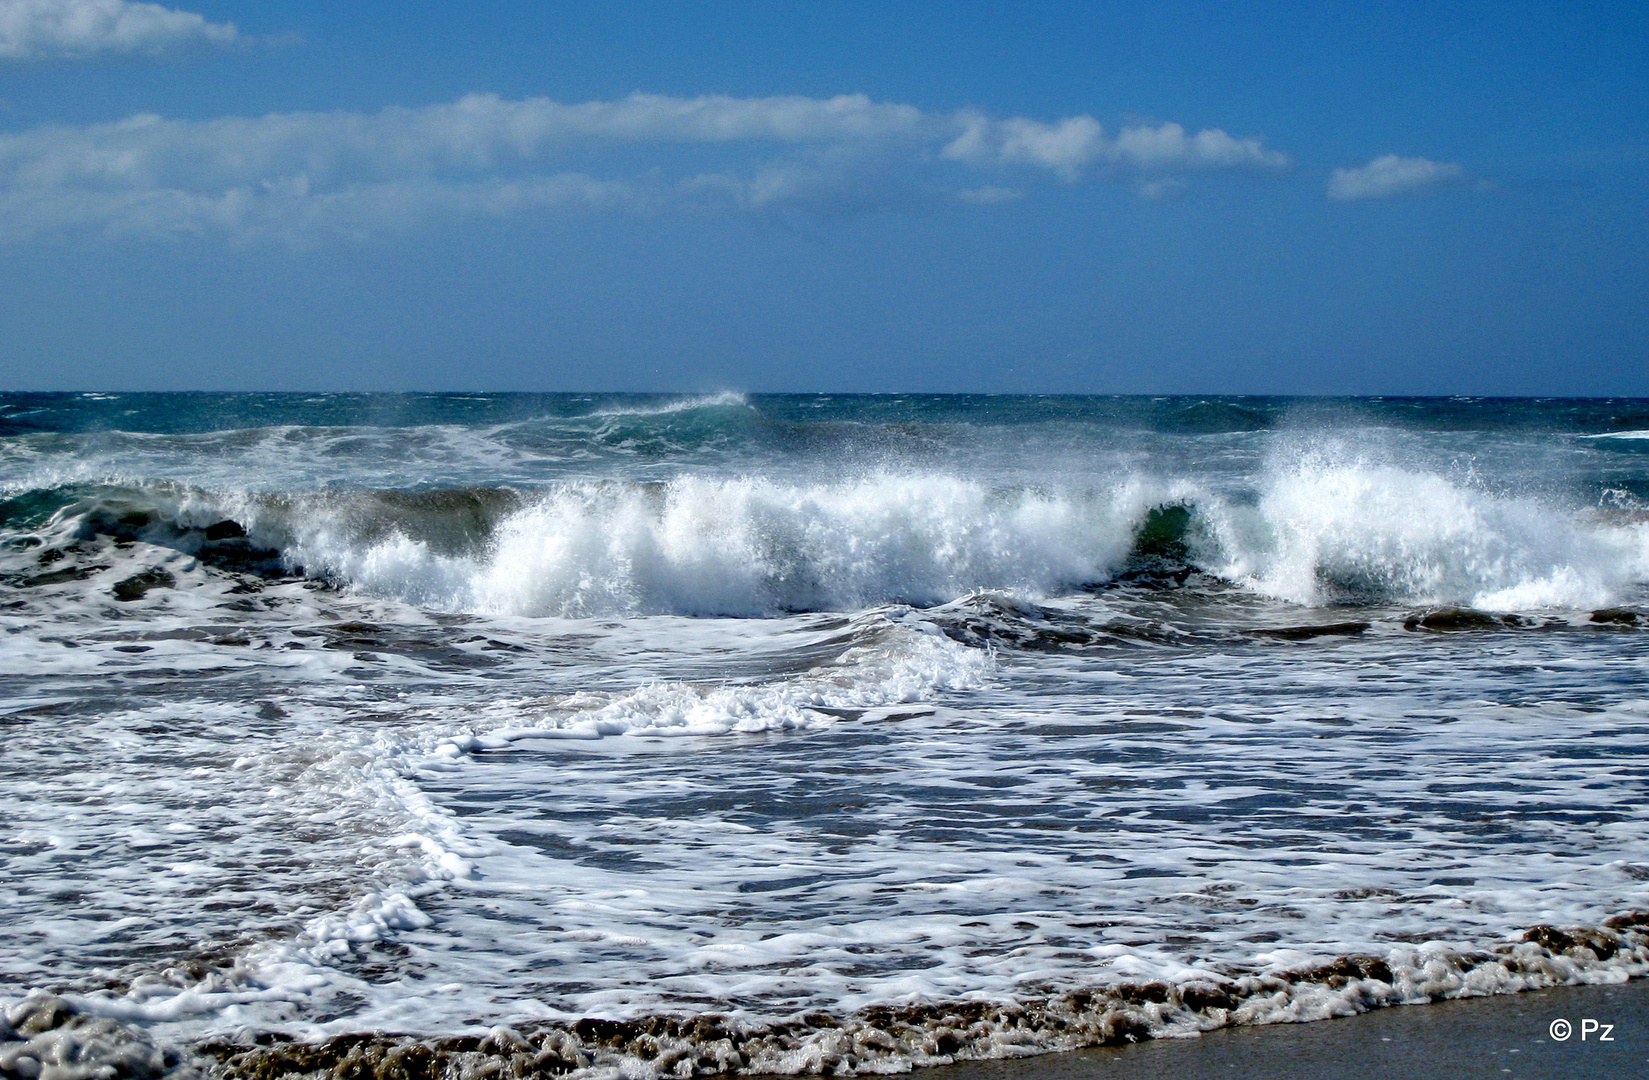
1202 457 1649 610
581 390 754 418
10 459 1649 616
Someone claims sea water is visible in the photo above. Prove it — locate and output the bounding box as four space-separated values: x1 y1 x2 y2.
1 393 1647 1077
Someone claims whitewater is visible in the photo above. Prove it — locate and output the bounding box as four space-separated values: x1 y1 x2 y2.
1 393 1647 1078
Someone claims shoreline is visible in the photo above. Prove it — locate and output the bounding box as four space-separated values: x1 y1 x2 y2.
907 978 1648 1080
6 980 1640 1080
185 913 1649 1080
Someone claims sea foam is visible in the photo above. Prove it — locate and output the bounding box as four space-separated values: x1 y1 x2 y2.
1204 455 1649 609
21 457 1648 617
271 465 1649 616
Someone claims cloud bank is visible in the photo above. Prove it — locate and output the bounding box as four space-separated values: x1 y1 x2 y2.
0 0 237 59
0 91 1292 241
1328 154 1462 201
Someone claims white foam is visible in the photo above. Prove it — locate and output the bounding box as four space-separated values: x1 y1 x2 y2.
15 429 1649 619
67 630 1634 1050
582 391 752 418
453 615 987 747
1201 452 1649 609
292 462 1649 617
282 474 1155 617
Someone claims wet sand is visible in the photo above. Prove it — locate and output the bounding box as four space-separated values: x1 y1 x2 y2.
912 979 1649 1080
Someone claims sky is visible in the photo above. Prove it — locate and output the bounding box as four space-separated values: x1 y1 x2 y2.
0 0 1644 394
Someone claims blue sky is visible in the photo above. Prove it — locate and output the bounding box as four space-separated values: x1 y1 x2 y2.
0 0 1644 393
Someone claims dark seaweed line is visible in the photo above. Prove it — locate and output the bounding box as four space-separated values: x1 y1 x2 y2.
171 913 1649 1079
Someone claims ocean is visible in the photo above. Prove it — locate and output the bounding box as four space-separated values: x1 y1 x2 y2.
2 392 1647 1078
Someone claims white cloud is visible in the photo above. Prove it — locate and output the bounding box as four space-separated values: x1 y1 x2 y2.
1328 154 1463 201
0 92 1294 241
0 174 634 244
0 0 237 59
0 94 926 193
943 112 1288 180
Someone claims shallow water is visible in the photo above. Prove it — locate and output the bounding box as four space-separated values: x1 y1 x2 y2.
2 393 1647 1075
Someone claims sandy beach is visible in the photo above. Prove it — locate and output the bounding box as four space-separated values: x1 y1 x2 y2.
911 979 1649 1080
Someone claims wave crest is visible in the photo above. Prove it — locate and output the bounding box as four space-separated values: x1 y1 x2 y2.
1204 458 1649 610
11 461 1648 616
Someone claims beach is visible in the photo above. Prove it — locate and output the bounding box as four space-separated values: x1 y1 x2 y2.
918 978 1649 1080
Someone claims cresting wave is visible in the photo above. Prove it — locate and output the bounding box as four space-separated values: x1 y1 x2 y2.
581 390 755 418
13 459 1649 616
